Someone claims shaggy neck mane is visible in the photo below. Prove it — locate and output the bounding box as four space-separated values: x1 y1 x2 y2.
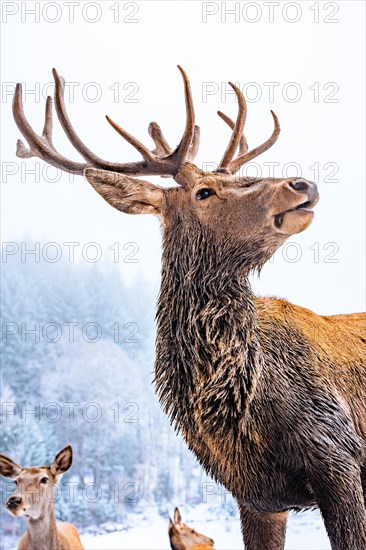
155 217 263 441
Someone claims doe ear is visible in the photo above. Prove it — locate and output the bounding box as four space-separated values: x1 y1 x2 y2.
84 168 164 216
168 517 174 531
0 455 22 478
174 507 182 526
50 445 73 476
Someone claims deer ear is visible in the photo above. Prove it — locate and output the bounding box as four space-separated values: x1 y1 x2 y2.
51 445 73 476
168 517 179 538
174 507 182 526
0 455 22 478
84 168 164 216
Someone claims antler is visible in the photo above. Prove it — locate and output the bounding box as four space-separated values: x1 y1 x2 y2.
216 84 280 174
13 68 280 181
217 111 248 156
13 66 198 181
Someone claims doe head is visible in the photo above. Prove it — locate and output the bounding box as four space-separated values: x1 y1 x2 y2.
168 507 215 550
0 445 73 520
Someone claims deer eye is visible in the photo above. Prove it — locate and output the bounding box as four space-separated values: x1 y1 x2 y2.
274 213 284 228
40 477 48 484
196 188 215 201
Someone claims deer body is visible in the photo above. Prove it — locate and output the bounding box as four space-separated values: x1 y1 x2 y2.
156 217 366 537
12 67 366 549
157 246 366 505
0 446 84 550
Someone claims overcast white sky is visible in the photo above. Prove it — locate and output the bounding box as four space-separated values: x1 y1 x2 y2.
1 0 365 314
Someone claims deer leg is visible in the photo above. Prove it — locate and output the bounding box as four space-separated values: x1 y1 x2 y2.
310 464 366 550
238 504 287 550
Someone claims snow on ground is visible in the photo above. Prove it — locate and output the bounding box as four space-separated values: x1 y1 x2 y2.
80 509 331 550
1 504 331 550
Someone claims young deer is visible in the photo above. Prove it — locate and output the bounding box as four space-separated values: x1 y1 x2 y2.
169 508 214 550
13 67 366 550
0 446 83 550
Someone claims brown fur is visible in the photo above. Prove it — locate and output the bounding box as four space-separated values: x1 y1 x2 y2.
169 508 214 550
0 447 83 550
13 68 366 549
152 201 366 550
18 523 82 550
84 168 366 549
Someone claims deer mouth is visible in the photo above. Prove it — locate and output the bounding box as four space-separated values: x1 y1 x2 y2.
6 507 20 516
274 198 318 229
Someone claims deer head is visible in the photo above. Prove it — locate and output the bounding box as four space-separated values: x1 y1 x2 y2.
13 67 319 269
0 446 73 520
169 507 214 550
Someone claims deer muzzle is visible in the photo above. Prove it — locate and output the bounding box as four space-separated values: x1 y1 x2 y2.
7 496 22 511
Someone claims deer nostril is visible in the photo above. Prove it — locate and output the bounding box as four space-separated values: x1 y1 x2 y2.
7 496 22 508
289 179 310 193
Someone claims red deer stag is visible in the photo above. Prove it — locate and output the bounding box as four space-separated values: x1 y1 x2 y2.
169 507 214 550
0 446 84 550
12 67 366 550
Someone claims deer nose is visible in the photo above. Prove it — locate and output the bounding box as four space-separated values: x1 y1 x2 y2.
289 178 311 192
288 178 319 202
7 496 22 509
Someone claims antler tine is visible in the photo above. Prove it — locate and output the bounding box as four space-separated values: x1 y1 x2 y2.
42 96 54 146
149 120 200 163
173 65 196 165
228 110 280 174
187 125 200 162
13 83 86 174
217 111 247 156
148 122 172 156
53 68 155 166
105 115 157 163
52 68 94 163
218 82 247 171
16 139 36 159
